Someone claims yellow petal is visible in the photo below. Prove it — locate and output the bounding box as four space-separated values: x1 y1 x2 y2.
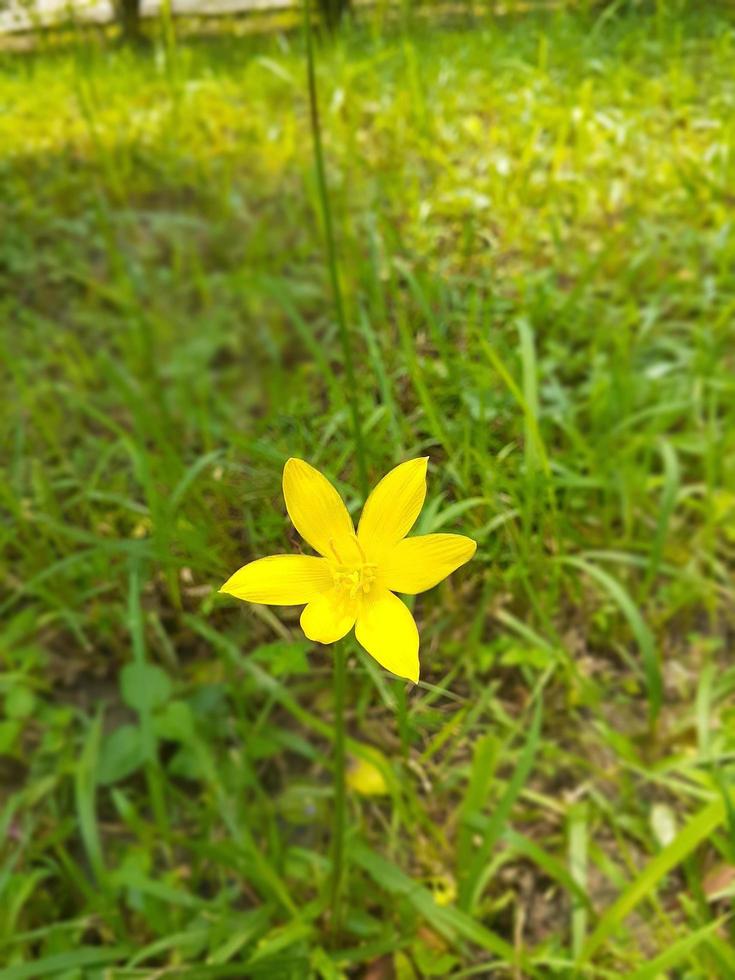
355 589 419 682
300 588 356 644
382 533 477 595
357 457 429 561
429 874 458 907
220 555 332 604
347 750 390 796
282 458 355 559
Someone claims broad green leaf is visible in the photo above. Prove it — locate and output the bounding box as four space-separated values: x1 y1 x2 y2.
120 662 172 714
97 724 146 785
154 700 196 744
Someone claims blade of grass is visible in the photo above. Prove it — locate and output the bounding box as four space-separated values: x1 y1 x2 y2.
126 560 169 841
561 555 662 724
627 916 728 980
302 0 368 498
0 946 130 980
578 795 728 965
642 439 680 596
568 802 589 959
458 695 543 911
351 842 535 974
74 713 106 887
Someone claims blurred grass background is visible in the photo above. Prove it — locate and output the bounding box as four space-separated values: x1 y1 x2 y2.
2 2 735 976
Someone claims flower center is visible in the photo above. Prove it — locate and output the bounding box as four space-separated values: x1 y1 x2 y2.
332 562 377 600
328 535 378 601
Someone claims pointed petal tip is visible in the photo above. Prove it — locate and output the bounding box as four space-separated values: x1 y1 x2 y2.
282 458 355 557
219 582 242 599
455 533 478 561
395 659 419 684
219 582 238 596
302 631 330 646
386 664 419 684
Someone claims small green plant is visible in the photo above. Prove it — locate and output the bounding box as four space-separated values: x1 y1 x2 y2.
1 2 734 975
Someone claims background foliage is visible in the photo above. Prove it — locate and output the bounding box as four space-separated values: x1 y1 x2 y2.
2 2 735 975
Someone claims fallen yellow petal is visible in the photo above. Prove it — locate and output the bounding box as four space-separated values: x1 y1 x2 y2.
347 752 389 796
428 874 458 907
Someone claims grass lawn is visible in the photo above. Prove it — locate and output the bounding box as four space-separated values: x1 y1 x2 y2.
2 2 735 975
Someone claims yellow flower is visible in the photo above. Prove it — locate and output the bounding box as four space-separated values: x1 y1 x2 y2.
346 750 390 796
220 457 476 683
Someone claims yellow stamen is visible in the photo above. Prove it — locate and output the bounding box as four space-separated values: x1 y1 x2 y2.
331 560 377 600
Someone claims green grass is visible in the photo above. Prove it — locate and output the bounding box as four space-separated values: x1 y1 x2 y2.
2 2 735 975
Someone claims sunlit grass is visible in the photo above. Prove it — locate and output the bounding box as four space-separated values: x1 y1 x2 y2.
1 4 735 975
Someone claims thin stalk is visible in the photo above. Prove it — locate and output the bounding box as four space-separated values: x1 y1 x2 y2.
395 670 410 760
302 5 367 946
329 639 348 941
303 0 369 499
129 562 170 844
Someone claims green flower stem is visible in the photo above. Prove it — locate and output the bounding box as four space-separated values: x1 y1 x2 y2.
395 681 410 761
329 638 348 941
303 0 369 500
302 0 367 945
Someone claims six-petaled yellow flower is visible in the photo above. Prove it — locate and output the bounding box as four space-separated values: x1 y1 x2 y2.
220 457 476 683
